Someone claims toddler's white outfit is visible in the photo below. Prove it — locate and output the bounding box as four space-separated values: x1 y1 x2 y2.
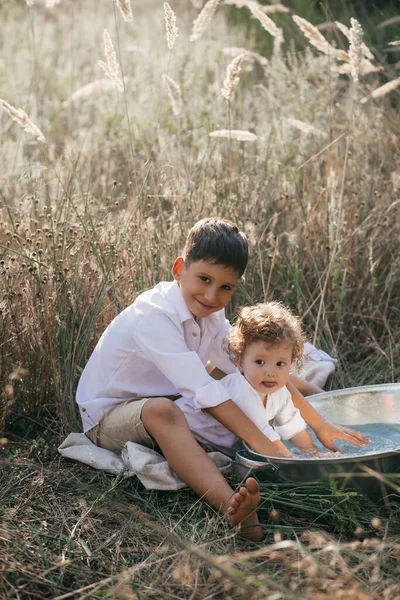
176 371 306 454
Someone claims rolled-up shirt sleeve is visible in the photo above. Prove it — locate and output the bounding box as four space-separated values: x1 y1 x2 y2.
134 311 232 410
272 390 306 440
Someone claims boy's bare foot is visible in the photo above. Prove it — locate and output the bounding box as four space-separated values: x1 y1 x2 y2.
227 478 263 542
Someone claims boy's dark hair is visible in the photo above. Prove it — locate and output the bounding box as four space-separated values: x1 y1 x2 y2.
183 218 248 276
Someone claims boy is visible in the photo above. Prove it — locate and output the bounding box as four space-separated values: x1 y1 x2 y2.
77 218 368 540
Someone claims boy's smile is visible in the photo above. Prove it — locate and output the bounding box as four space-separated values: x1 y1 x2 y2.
239 340 293 399
172 258 240 318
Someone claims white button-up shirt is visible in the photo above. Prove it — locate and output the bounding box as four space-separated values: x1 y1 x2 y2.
76 281 236 432
176 372 306 450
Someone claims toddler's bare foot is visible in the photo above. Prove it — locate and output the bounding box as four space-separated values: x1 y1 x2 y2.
227 478 262 542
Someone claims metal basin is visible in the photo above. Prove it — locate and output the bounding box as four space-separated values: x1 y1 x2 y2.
235 383 400 499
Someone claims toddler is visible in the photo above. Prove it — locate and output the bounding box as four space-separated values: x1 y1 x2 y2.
177 302 321 457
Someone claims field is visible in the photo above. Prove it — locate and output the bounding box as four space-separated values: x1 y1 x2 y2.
1 0 400 598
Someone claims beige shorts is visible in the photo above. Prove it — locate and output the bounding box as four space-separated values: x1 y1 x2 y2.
85 395 180 453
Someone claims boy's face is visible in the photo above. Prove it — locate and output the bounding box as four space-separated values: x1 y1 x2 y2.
239 340 293 397
173 258 240 318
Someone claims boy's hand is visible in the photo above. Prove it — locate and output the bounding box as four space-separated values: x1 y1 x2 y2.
247 437 291 458
289 429 317 454
314 420 371 452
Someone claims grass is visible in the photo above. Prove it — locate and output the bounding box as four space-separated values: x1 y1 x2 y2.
1 0 400 597
2 439 400 599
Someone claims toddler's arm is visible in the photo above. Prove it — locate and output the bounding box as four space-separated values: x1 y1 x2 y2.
287 381 371 451
288 373 324 396
205 401 291 457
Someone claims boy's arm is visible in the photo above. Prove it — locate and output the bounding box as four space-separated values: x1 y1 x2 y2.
205 401 291 457
135 313 235 410
288 373 324 396
289 429 317 452
286 381 371 452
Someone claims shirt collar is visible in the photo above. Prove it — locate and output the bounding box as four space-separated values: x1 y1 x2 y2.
163 280 225 328
164 280 195 324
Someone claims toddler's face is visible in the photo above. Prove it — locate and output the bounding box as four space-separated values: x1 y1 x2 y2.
239 340 293 396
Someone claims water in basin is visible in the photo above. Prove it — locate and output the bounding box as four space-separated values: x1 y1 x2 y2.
287 423 400 459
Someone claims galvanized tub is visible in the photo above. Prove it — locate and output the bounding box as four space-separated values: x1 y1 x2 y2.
235 383 400 499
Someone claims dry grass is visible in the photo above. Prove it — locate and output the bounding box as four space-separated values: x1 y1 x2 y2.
1 443 400 599
0 1 399 597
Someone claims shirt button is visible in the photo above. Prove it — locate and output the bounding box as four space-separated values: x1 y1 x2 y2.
192 332 198 337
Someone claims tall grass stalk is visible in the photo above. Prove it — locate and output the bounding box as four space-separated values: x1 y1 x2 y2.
1 0 398 434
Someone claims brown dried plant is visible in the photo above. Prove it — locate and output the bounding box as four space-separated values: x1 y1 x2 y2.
293 14 350 62
221 54 244 101
164 2 179 50
349 17 364 83
190 0 221 42
116 0 133 23
98 29 124 92
0 99 46 142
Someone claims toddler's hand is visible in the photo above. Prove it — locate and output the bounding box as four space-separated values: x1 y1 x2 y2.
315 421 371 452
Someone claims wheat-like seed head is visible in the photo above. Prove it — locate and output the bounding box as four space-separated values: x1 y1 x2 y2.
25 0 35 6
363 76 400 102
98 29 123 92
224 0 289 13
63 79 121 106
284 118 326 138
116 0 133 23
293 15 349 62
349 18 363 83
46 0 62 7
258 3 289 15
223 46 268 66
164 3 179 50
209 129 257 141
330 60 381 76
335 21 374 60
190 0 220 42
388 40 400 47
248 3 282 39
162 74 182 116
224 0 250 7
221 54 244 101
0 99 46 143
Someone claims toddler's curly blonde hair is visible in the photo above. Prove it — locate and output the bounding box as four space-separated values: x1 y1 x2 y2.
227 302 306 368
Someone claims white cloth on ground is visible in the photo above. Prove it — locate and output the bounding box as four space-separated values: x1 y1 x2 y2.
58 433 233 491
291 342 337 388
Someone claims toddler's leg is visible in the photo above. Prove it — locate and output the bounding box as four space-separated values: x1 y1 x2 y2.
141 398 263 541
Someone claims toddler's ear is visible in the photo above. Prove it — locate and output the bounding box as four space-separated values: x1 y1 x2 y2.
172 257 184 280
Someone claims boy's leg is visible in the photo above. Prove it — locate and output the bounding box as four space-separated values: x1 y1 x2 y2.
87 396 262 540
141 398 262 541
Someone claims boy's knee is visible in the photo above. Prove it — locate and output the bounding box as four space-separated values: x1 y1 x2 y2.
142 397 182 428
